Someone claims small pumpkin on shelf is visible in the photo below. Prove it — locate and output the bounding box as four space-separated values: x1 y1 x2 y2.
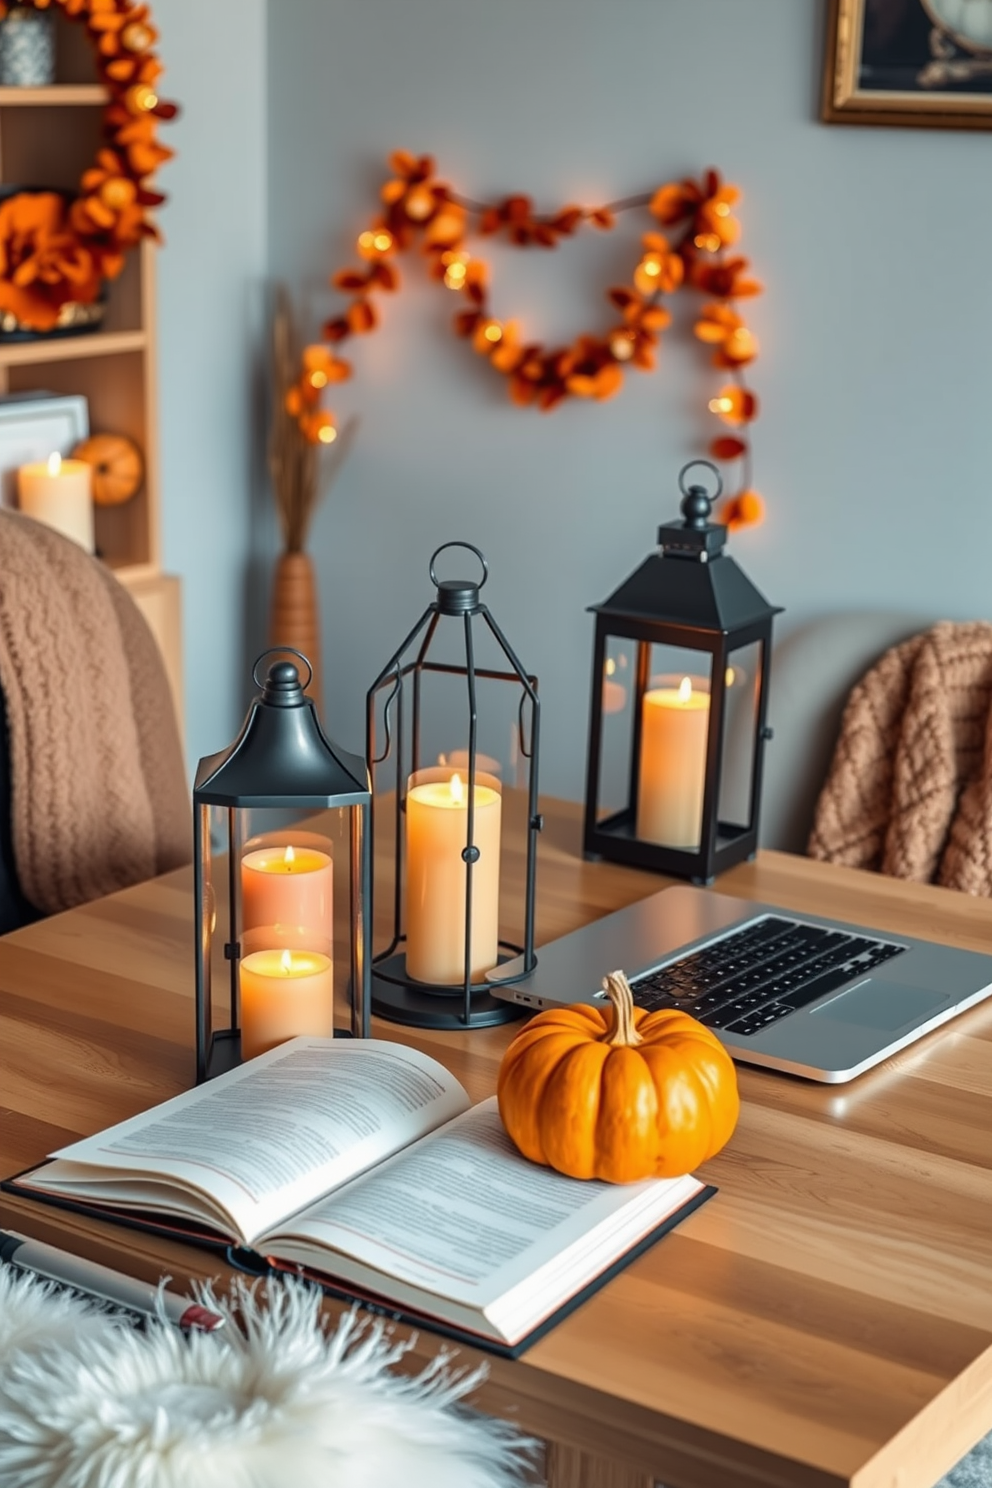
497 969 740 1183
72 432 144 507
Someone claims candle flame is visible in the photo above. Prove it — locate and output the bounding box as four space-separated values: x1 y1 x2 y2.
449 773 464 804
725 666 735 688
283 844 295 867
678 676 692 703
280 949 292 974
47 452 61 477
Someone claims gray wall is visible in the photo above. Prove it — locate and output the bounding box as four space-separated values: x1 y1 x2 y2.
154 0 268 774
163 0 992 796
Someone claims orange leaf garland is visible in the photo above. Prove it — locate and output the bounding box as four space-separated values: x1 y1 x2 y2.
293 155 765 529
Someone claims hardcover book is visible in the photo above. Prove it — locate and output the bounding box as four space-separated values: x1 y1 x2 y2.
5 1037 713 1357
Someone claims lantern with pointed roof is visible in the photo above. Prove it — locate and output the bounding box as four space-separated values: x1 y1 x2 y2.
193 650 371 1082
582 461 781 883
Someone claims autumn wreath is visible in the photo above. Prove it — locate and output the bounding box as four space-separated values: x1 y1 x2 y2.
0 0 177 334
288 152 765 530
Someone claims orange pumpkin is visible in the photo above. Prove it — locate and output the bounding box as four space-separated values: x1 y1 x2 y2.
72 433 143 506
497 969 739 1182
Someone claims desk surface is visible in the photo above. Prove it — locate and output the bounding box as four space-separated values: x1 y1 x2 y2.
2 800 991 1488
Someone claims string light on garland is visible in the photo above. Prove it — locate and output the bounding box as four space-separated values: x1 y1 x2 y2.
290 152 766 529
0 0 178 334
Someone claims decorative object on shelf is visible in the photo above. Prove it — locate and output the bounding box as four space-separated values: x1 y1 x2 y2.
0 2 54 85
582 460 781 884
16 449 92 549
824 0 992 130
498 968 739 1181
287 152 766 530
0 0 178 337
268 288 355 715
71 429 143 505
366 542 540 1029
193 649 371 1082
0 389 87 508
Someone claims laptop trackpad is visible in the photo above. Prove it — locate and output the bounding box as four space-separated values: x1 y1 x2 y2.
811 979 949 1031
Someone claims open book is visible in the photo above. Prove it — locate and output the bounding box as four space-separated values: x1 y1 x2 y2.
7 1038 712 1355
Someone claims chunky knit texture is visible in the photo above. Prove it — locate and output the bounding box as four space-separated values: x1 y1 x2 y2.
808 621 992 895
0 510 190 914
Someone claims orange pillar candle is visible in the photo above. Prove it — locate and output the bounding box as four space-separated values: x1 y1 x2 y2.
636 676 711 848
17 452 94 552
239 948 334 1059
406 772 501 984
241 844 333 953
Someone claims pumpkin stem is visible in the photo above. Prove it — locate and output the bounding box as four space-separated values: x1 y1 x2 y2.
602 970 644 1047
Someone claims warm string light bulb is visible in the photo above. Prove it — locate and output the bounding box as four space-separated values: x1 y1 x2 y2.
709 395 734 414
317 424 337 444
442 250 470 289
483 320 502 343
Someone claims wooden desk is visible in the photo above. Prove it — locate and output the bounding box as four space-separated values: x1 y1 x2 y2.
2 800 992 1488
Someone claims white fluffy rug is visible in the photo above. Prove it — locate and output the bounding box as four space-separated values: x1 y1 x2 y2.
0 1265 536 1488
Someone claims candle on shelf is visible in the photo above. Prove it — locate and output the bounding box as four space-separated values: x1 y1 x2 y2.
17 452 94 552
406 771 501 985
636 676 710 848
241 843 333 955
239 947 334 1060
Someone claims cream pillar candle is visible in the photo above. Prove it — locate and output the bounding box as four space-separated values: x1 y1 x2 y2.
239 948 334 1060
406 772 501 984
241 844 333 954
17 453 94 552
636 676 711 848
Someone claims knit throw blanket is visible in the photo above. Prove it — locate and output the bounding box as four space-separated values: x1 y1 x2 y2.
808 621 992 896
0 510 190 914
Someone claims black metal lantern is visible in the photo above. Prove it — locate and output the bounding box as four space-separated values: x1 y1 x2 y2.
193 650 371 1082
583 461 782 884
366 542 540 1030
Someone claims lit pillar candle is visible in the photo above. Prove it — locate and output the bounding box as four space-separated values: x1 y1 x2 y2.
636 676 711 848
406 772 501 984
241 844 333 954
17 452 94 552
239 948 334 1060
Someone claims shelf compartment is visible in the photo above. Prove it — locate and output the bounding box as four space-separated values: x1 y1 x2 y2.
7 348 157 573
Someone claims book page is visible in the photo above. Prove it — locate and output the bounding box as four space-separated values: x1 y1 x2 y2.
21 1039 469 1246
267 1098 702 1317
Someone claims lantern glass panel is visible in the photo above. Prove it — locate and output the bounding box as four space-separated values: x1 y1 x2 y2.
595 636 714 852
717 638 765 836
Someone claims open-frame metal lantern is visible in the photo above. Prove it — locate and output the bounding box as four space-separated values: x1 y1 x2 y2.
193 651 371 1083
583 461 782 884
366 542 540 1030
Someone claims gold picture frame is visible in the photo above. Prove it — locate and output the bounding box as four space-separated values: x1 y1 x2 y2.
823 0 992 129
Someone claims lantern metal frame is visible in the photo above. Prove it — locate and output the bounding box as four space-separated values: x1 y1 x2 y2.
193 651 372 1083
366 542 541 1030
582 462 782 885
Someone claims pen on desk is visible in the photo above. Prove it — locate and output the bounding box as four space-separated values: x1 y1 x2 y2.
0 1229 225 1332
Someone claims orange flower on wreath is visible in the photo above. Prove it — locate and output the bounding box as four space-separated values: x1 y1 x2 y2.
0 193 101 331
607 286 671 371
650 170 741 253
694 303 759 367
633 232 684 297
709 384 759 426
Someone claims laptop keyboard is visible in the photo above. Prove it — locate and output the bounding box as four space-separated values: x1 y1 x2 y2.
628 916 906 1037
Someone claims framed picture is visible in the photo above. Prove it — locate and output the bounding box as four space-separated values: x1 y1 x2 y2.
823 0 992 128
0 391 89 510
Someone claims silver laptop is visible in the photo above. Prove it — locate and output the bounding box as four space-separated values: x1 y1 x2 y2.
488 884 992 1083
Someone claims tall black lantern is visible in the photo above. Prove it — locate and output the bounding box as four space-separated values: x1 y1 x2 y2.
583 462 782 884
193 651 371 1083
366 543 540 1030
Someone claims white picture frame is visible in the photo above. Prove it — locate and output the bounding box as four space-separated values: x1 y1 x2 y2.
0 391 89 511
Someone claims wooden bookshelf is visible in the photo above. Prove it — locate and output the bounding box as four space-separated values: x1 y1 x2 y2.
0 29 182 726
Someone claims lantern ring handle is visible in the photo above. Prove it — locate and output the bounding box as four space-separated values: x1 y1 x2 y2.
429 542 489 591
678 459 723 501
252 647 314 692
